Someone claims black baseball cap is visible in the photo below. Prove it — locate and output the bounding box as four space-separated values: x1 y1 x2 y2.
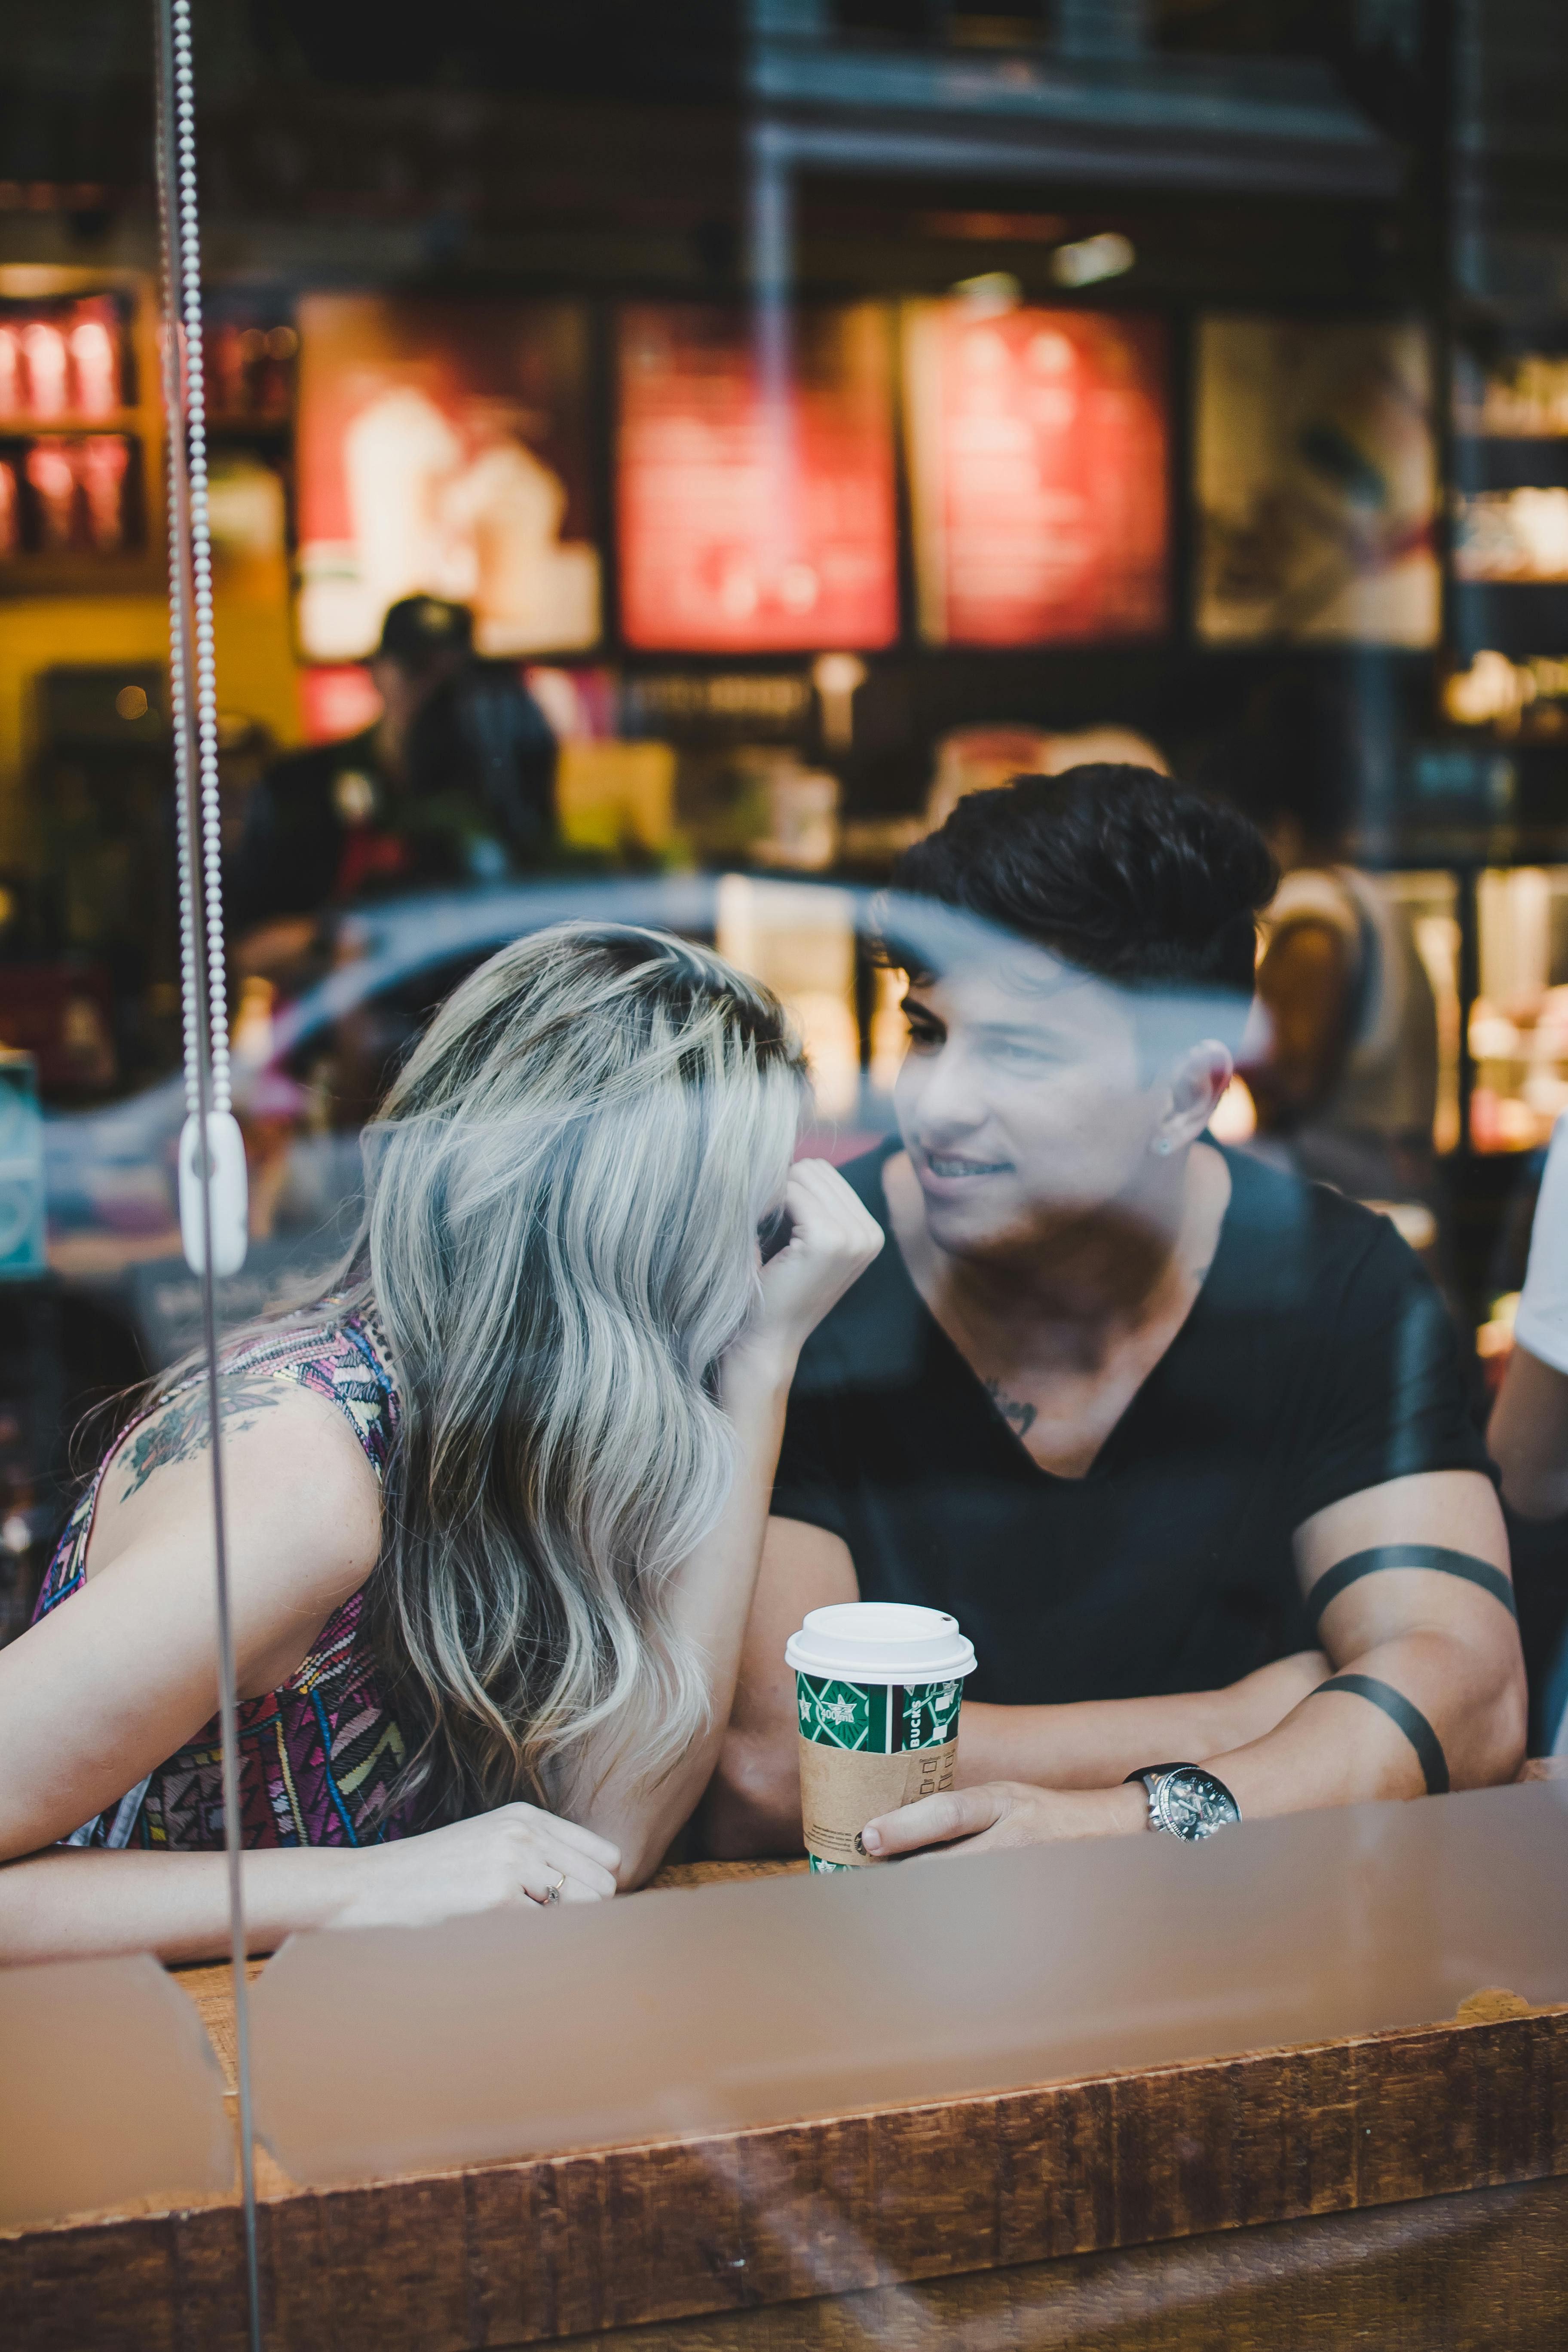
373 596 473 670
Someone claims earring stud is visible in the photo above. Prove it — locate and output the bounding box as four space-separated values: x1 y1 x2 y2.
1152 1136 1173 1157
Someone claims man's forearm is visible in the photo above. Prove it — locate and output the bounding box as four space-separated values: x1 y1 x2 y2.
1198 1630 1526 1822
955 1653 1331 1792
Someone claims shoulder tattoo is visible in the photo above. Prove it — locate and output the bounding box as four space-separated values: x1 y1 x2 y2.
116 1373 288 1501
983 1376 1038 1439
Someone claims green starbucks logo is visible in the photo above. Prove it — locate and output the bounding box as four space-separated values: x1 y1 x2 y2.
798 1674 878 1750
797 1672 962 1753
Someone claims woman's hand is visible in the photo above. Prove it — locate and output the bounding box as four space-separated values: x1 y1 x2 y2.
328 1804 622 1932
861 1779 1146 1860
733 1157 884 1379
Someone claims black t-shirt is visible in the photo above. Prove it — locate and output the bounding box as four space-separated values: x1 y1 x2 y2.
771 1141 1493 1706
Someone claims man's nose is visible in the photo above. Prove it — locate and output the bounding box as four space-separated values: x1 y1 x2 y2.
908 1045 987 1141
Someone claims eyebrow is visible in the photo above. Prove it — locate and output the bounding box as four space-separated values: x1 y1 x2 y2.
905 958 1095 1012
975 1022 1072 1044
903 1004 1081 1055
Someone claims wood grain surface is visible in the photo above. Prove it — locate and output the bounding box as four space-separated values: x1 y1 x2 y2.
7 1993 1568 2349
6 1850 1568 2350
548 2175 1568 2352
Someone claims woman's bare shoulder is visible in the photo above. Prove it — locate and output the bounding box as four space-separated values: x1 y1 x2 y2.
87 1366 383 1598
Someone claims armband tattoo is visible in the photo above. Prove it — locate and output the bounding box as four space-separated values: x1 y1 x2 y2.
1304 1546 1515 1638
1315 1673 1449 1796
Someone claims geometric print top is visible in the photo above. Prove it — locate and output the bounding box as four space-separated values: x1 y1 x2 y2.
34 1309 421 1851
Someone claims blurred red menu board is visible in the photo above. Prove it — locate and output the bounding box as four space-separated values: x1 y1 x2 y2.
616 306 898 652
295 296 599 662
904 303 1169 646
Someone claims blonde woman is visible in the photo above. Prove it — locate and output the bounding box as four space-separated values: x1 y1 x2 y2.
0 925 881 1962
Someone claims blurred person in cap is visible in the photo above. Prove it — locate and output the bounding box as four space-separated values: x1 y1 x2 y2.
1204 674 1442 1232
227 595 557 975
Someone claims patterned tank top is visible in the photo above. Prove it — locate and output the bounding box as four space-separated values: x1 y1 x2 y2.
34 1311 419 1850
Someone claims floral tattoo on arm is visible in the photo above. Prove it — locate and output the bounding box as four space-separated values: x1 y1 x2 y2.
116 1375 287 1501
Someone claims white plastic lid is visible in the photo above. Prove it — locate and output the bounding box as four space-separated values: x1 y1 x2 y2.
784 1601 977 1685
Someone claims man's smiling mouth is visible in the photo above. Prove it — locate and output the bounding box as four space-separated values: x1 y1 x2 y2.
923 1153 1011 1179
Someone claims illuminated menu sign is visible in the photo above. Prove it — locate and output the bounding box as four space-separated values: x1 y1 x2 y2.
904 303 1170 646
1194 317 1438 646
616 306 899 653
295 296 600 662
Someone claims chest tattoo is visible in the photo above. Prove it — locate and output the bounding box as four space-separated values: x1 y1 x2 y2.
983 1376 1038 1439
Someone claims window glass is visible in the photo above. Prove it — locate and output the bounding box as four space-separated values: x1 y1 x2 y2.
3 6 1567 2345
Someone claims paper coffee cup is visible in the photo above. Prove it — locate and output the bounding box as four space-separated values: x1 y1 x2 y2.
784 1602 977 1872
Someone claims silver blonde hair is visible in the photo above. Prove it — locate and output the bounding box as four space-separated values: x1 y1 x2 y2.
322 922 805 1820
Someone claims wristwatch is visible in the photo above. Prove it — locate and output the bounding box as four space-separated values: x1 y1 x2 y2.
1125 1763 1242 1841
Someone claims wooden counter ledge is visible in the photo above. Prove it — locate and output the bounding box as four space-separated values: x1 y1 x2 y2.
8 1847 1568 2349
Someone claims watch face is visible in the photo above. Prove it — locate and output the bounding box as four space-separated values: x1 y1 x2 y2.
1155 1768 1239 1841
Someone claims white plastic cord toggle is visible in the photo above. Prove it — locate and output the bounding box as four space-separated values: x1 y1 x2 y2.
178 1111 248 1277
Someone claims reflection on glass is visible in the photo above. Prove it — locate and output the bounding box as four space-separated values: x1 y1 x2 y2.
717 874 860 1121
3 0 1565 2328
248 1783 1568 2187
0 1952 231 2228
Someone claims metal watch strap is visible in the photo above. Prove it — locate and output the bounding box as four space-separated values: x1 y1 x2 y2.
1127 1763 1189 1825
1124 1763 1242 1840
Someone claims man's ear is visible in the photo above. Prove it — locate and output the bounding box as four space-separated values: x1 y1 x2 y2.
1156 1040 1234 1151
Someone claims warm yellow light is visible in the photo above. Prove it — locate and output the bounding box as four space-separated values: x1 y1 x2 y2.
812 652 867 752
1208 1075 1256 1143
1050 233 1134 288
949 271 1021 315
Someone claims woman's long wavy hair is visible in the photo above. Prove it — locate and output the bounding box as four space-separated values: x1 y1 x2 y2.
283 923 804 1822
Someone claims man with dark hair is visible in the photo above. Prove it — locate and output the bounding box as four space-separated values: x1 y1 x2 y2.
706 767 1524 1862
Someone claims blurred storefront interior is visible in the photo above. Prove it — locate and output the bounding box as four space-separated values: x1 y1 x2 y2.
3 0 1568 1677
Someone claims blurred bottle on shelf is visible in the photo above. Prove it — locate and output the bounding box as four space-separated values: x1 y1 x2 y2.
0 324 20 419
67 313 118 418
212 320 249 415
25 441 76 547
77 437 128 552
259 324 297 417
0 299 123 432
211 315 297 420
19 321 67 418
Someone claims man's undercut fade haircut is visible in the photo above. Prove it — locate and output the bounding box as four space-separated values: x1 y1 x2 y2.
884 765 1278 998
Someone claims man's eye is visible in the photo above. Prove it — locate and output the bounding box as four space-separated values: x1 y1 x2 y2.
991 1040 1060 1069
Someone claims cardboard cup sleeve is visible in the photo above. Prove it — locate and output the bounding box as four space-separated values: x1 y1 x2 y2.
798 1736 958 1868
